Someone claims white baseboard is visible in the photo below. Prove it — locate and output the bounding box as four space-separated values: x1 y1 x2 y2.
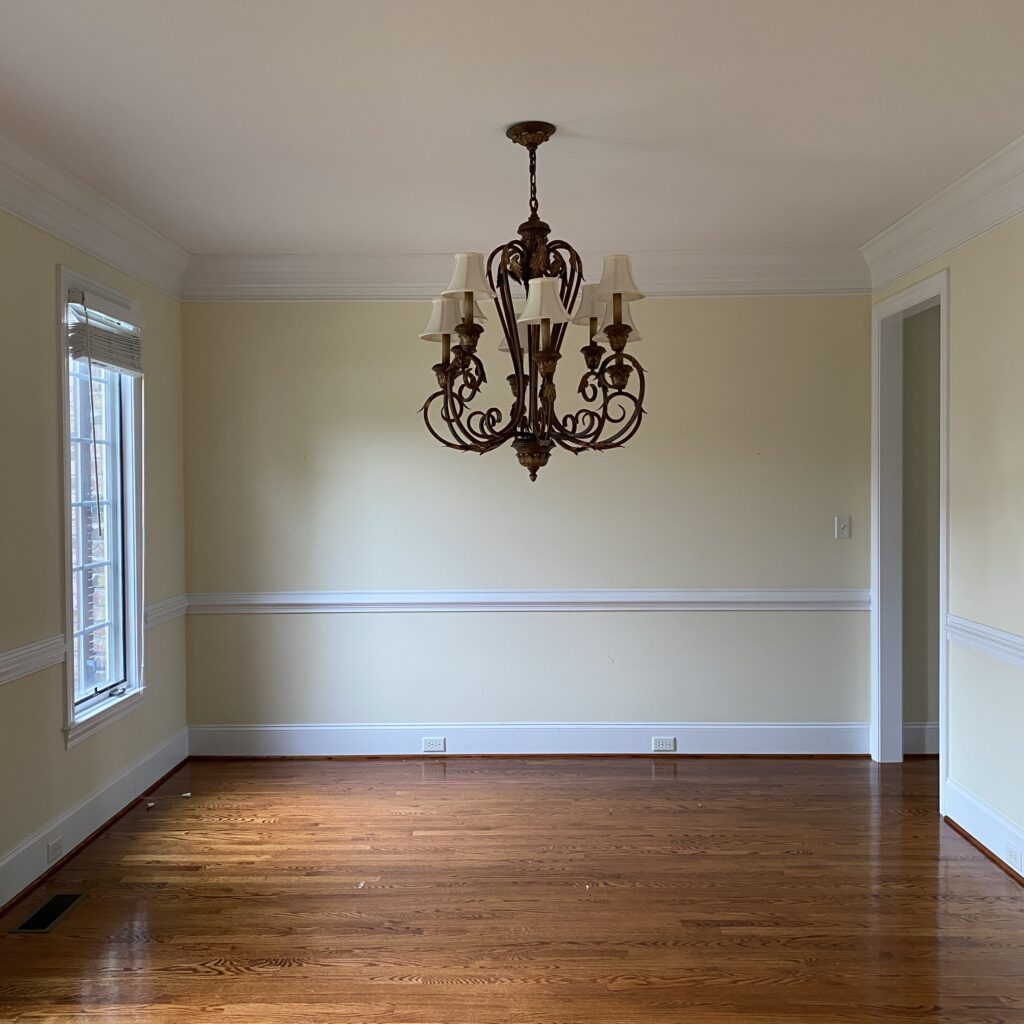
903 721 939 755
188 721 870 758
944 778 1024 878
0 728 188 910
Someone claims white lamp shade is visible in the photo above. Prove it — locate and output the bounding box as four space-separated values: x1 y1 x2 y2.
517 276 572 325
571 283 606 326
442 252 495 299
419 297 462 342
499 320 531 353
593 254 644 302
598 302 643 342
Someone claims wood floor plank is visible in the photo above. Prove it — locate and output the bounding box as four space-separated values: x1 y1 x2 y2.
1 757 1022 1023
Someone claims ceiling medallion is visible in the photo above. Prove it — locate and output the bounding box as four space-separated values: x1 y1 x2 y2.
419 121 646 480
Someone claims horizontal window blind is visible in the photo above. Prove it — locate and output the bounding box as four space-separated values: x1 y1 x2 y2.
66 288 142 375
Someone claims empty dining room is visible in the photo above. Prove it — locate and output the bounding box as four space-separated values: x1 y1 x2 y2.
1 2 1023 1021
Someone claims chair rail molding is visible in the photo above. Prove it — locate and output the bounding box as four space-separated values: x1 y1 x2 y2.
0 635 67 687
947 614 1024 669
861 131 1024 290
185 588 871 615
144 594 189 629
0 131 189 298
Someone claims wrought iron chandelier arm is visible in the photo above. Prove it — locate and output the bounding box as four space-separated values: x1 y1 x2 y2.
443 378 510 452
588 352 647 449
545 240 583 354
425 343 525 452
548 350 646 451
421 388 475 450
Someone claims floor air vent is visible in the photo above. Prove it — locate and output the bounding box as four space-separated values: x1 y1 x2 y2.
13 894 85 933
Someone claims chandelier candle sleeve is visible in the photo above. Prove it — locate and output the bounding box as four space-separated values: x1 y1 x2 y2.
417 120 649 480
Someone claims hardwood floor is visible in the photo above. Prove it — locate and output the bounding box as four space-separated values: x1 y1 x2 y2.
2 757 1022 1023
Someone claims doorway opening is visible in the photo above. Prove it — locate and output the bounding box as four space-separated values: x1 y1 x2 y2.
901 306 941 757
870 271 948 808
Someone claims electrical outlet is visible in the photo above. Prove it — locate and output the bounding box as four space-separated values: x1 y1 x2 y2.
1005 843 1022 873
46 837 64 864
652 736 676 752
422 736 446 753
834 515 852 540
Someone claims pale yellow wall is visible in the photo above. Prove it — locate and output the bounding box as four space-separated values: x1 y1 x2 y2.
183 294 871 725
949 643 1024 828
875 212 1024 832
902 306 940 724
187 612 868 725
0 208 187 855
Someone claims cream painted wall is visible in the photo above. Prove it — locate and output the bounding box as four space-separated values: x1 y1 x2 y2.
949 643 1024 829
875 212 1024 835
902 306 940 724
0 208 187 857
187 612 868 725
183 295 871 725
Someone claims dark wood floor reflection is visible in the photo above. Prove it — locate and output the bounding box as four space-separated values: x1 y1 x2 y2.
2 757 1022 1022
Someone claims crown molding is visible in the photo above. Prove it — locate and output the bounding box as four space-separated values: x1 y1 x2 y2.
0 132 189 299
181 247 870 301
861 132 1024 291
181 252 455 301
630 247 870 297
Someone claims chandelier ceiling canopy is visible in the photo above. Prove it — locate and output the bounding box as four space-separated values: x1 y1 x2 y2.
419 121 647 480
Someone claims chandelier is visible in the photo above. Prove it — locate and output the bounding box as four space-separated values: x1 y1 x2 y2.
419 121 646 480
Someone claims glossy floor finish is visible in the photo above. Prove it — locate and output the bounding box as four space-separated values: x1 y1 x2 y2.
2 758 1022 1023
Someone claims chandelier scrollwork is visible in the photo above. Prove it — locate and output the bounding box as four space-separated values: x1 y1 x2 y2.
419 120 647 480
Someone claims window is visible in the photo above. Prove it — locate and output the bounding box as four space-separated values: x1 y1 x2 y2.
61 272 143 744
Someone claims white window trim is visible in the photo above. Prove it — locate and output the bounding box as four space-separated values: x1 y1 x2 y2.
58 267 145 748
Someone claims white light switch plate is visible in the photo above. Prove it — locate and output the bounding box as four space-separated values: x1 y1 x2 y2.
834 515 851 540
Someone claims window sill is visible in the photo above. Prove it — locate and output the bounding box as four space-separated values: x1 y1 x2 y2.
65 688 143 749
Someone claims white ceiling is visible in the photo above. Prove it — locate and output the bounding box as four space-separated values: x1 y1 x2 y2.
3 0 1024 261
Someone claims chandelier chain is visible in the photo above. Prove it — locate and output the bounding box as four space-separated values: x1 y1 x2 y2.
529 145 538 216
